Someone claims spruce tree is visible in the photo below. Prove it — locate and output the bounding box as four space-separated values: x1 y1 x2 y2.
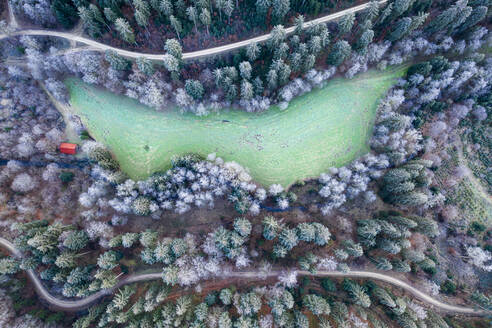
115 17 135 43
326 40 351 66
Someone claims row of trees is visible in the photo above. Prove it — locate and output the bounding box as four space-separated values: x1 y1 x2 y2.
74 0 292 42
356 211 439 273
72 273 456 328
379 159 438 208
261 216 331 258
80 150 268 216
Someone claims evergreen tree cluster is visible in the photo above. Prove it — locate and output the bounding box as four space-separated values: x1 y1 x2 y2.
379 159 437 207
262 216 331 258
2 220 122 297
357 211 439 273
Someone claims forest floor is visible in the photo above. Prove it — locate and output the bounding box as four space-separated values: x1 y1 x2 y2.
66 66 405 187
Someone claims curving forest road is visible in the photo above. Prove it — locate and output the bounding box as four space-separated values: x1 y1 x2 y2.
0 237 488 315
1 1 387 61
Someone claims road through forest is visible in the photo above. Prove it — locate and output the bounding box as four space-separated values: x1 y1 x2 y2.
1 1 387 61
0 237 488 315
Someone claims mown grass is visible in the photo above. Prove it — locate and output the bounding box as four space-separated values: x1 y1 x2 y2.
66 67 405 187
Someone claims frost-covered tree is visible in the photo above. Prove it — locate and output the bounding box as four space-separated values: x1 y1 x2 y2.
114 17 135 43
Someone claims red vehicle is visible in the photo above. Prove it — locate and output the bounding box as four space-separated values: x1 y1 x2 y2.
59 143 77 155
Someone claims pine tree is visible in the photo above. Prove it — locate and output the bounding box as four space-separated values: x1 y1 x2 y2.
394 192 428 207
246 42 260 61
186 6 199 32
343 279 371 308
165 39 182 60
218 312 232 328
326 40 351 66
115 17 135 43
273 42 289 59
0 258 20 274
343 240 363 257
52 0 78 28
272 0 289 23
136 57 155 75
396 313 417 328
159 0 173 17
425 5 458 34
20 257 38 270
392 0 412 18
97 250 119 270
388 17 412 41
194 302 208 322
170 15 183 39
241 80 254 100
184 79 204 100
234 217 252 237
273 244 288 258
269 25 287 49
373 286 396 308
409 12 429 32
78 6 103 37
458 6 488 33
297 223 316 242
303 294 330 316
239 62 252 80
255 0 271 18
253 77 264 95
379 238 402 254
175 296 192 316
200 8 211 36
391 259 411 272
372 257 393 270
162 265 179 285
103 7 118 22
290 52 302 72
105 50 131 70
162 54 180 74
63 230 89 251
412 216 439 238
354 29 374 54
121 232 139 248
279 228 299 250
308 35 322 54
139 230 158 248
109 235 123 248
55 252 77 268
263 216 281 240
302 54 316 72
135 9 149 28
338 12 355 36
220 288 233 305
223 0 234 23
313 222 331 246
295 311 309 328
294 14 304 34
357 219 381 240
364 0 380 22
113 285 136 310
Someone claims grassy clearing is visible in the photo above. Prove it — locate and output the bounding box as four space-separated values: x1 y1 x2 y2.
66 67 405 187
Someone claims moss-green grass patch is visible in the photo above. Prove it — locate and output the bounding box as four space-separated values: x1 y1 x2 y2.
66 67 405 187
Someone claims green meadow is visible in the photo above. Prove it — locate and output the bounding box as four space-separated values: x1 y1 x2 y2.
66 67 405 187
